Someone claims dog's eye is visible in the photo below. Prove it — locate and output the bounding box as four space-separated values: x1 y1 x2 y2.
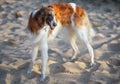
47 14 53 21
39 12 44 16
38 8 45 16
48 14 51 16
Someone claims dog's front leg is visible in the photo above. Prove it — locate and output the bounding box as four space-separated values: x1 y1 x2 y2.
40 39 48 81
27 42 39 74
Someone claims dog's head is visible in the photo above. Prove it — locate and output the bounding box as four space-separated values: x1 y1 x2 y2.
46 5 57 30
28 6 57 34
35 6 57 30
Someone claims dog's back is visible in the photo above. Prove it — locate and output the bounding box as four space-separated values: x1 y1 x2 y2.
48 3 95 42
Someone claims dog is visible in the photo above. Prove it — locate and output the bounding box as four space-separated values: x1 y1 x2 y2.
27 2 95 81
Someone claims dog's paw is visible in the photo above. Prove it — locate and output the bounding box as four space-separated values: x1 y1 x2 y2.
89 62 95 68
40 74 49 82
27 69 33 75
68 58 77 62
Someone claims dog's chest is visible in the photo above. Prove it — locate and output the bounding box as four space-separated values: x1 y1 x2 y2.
48 24 73 43
47 22 62 40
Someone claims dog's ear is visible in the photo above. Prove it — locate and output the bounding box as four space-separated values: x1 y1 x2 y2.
38 7 46 16
34 8 46 25
47 5 54 11
48 5 53 8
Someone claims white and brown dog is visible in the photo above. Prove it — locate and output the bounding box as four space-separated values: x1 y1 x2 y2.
27 3 95 81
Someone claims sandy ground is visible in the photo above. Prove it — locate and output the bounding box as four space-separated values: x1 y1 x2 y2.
0 0 120 84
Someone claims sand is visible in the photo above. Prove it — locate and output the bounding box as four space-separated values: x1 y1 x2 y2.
0 0 120 84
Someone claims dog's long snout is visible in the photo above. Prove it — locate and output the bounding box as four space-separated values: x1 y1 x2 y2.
53 22 57 27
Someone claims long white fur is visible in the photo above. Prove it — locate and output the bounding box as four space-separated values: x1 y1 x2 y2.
75 26 94 65
33 26 49 44
27 25 49 81
48 22 62 40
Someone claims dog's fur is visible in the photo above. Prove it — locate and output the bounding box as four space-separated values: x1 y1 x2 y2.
27 3 95 81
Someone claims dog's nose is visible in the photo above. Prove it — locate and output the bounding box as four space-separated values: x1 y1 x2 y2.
53 23 57 27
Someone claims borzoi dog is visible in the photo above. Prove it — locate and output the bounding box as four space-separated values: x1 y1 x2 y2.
27 3 95 81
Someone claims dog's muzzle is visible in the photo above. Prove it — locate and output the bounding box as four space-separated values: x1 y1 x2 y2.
47 20 57 30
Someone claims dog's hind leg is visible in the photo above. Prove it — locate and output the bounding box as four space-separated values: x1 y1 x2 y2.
76 27 94 66
27 42 40 74
69 35 78 62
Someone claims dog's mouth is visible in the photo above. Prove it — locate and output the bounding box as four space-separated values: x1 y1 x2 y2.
47 20 57 30
46 13 57 30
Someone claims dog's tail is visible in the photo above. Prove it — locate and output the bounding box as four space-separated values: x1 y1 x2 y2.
87 17 96 43
88 27 96 43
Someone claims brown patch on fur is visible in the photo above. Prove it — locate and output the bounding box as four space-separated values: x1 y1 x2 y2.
27 13 39 34
74 6 86 28
52 3 74 26
74 6 92 29
27 8 47 34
